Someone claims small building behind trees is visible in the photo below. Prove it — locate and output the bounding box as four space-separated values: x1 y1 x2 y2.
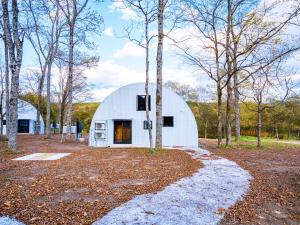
89 83 198 148
1 99 44 135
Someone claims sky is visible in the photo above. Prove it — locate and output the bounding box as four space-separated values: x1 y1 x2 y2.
21 0 203 102
18 0 300 102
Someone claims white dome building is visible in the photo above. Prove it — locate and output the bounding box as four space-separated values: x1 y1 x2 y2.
2 99 44 135
89 83 198 148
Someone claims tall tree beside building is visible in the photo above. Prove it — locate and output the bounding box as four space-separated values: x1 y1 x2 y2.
57 0 103 140
1 0 24 150
118 0 157 151
155 0 165 149
26 0 64 137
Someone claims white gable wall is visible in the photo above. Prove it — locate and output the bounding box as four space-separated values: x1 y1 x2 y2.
89 83 198 148
2 99 44 135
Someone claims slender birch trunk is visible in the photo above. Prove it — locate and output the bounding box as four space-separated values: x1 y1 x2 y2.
217 82 222 147
204 120 208 139
0 74 4 135
4 37 10 137
226 79 232 145
225 0 232 146
155 0 164 149
233 71 240 142
275 125 279 140
145 17 153 150
257 106 262 147
35 69 46 135
66 24 75 140
2 0 24 150
45 63 52 138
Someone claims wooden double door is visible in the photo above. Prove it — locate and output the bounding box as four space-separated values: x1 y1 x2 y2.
114 120 132 144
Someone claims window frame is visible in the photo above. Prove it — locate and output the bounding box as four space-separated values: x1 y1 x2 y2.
163 116 174 127
136 95 151 111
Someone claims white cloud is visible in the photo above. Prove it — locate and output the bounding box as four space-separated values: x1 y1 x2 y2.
104 27 114 37
90 88 118 102
109 2 137 21
113 42 145 58
84 60 145 88
83 59 204 101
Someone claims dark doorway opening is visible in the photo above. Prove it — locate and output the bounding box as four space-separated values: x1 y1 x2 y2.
114 120 132 144
18 119 30 133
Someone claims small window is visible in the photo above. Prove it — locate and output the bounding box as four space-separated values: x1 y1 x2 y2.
137 95 151 111
163 116 174 127
143 120 152 129
2 120 6 125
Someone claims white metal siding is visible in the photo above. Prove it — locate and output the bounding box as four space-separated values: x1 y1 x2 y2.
2 100 45 135
89 83 198 148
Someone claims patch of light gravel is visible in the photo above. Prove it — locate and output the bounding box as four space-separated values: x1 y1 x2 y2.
0 217 25 225
93 147 252 225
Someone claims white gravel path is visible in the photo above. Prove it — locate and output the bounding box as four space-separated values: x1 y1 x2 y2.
93 147 252 225
0 217 25 225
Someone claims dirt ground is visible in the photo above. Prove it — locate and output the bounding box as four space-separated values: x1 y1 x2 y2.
0 135 201 225
201 139 300 225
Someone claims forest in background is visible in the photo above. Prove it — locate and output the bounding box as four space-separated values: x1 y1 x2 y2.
22 92 300 140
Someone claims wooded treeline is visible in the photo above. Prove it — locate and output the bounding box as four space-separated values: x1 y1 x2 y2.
190 98 300 140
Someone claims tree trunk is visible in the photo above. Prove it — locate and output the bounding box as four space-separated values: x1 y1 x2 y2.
217 82 222 147
0 113 3 136
35 71 45 135
275 125 279 140
145 18 153 151
225 0 232 146
155 0 164 149
233 71 240 142
297 130 299 140
0 80 3 135
226 78 232 146
4 37 10 137
204 119 208 139
45 63 52 138
60 103 64 135
257 107 262 147
287 126 291 140
66 24 75 140
2 0 24 150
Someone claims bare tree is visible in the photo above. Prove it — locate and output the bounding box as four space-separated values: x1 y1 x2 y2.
0 16 10 138
241 58 293 147
155 0 167 149
54 50 96 140
228 0 300 143
177 0 228 147
1 0 25 150
164 81 199 102
116 0 157 150
0 62 5 135
177 0 300 147
57 0 103 140
25 0 64 137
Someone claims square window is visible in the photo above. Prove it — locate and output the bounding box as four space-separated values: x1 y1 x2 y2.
163 116 174 127
2 120 6 125
137 95 151 111
143 120 152 129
